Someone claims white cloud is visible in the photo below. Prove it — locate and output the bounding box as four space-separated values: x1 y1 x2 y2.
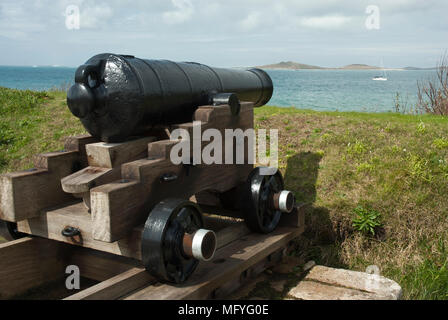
0 0 447 67
240 12 262 31
79 3 113 29
163 0 194 24
300 15 352 29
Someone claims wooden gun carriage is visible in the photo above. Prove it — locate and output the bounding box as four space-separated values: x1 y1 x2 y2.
0 54 304 299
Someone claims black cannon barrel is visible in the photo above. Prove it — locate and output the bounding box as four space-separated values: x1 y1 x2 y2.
67 53 273 142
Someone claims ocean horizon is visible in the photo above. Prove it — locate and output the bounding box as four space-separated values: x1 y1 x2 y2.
0 65 437 113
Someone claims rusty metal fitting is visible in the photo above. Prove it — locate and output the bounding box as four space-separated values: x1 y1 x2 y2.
183 229 217 261
272 190 295 213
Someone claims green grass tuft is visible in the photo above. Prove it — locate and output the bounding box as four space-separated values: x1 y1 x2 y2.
352 205 382 236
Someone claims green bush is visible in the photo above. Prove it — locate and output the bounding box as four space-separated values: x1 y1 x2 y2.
352 205 382 236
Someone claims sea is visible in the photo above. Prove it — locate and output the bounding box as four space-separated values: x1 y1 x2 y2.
0 65 437 113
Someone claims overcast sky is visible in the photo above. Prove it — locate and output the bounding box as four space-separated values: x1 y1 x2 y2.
0 0 447 68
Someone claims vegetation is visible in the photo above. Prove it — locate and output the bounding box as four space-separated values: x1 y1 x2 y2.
1 87 448 299
255 106 448 300
396 55 448 116
417 55 448 115
352 205 382 236
0 87 85 174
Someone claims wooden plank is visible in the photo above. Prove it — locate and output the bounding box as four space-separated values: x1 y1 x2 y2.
194 102 253 124
170 103 254 163
91 180 147 242
0 237 69 299
214 222 250 248
86 136 156 168
211 249 284 299
64 134 99 167
17 201 144 260
64 267 153 300
68 247 141 282
147 140 179 159
61 166 120 194
0 151 79 222
123 226 302 300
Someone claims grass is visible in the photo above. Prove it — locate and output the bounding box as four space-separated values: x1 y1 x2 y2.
0 87 85 174
1 87 448 299
255 106 448 300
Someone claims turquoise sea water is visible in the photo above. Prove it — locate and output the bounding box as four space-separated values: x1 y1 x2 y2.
0 66 436 113
0 66 76 91
266 69 436 113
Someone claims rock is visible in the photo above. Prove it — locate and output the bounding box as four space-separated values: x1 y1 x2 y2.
287 280 390 300
303 260 316 271
306 266 402 299
287 265 402 300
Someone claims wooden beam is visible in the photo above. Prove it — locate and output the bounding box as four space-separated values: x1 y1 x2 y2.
0 151 79 222
86 136 156 168
0 135 97 222
17 201 144 260
68 247 141 282
64 267 153 300
0 237 69 299
61 166 120 194
64 134 99 167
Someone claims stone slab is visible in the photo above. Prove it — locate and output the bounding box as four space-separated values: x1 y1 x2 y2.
288 265 402 300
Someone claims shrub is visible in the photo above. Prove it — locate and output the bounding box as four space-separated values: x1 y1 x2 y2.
417 54 448 115
352 205 382 236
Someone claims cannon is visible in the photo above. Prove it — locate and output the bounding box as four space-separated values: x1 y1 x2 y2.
67 53 273 142
0 54 296 286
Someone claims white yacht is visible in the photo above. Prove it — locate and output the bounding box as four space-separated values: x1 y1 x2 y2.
373 59 388 81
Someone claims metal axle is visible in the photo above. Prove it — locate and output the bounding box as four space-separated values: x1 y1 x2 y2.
182 229 217 261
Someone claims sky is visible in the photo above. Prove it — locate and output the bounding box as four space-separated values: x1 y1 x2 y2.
0 0 447 68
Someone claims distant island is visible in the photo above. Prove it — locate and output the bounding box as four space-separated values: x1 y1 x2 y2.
257 61 436 70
